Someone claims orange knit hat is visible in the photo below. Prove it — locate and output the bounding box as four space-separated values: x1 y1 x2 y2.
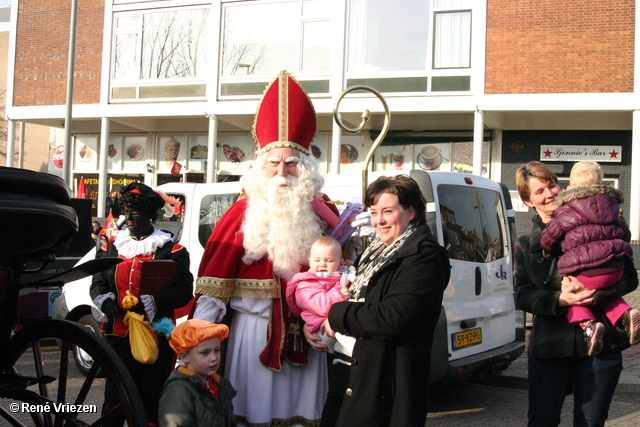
168 319 229 354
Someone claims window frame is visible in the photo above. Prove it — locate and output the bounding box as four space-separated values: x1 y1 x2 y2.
109 4 212 103
344 0 475 95
218 0 333 99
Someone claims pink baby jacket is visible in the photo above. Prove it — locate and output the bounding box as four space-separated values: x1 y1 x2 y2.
286 271 346 332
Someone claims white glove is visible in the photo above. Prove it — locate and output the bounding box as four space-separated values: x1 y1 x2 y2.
351 211 376 238
193 295 227 323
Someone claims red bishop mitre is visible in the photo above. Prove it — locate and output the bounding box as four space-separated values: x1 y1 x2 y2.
252 70 316 156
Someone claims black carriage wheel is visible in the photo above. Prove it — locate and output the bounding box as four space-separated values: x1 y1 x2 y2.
0 319 147 427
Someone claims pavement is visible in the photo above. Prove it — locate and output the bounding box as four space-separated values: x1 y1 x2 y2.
499 286 640 394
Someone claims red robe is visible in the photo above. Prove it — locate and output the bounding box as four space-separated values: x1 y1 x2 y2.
194 194 338 370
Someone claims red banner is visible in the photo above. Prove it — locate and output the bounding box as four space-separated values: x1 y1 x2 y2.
77 177 88 199
171 162 183 176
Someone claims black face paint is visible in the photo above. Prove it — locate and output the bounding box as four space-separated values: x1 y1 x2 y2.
125 210 154 238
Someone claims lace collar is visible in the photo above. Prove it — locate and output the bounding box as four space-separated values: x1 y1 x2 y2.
114 228 172 258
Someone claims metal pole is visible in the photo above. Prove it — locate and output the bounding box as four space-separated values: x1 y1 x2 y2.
98 117 110 217
330 119 341 174
62 0 78 185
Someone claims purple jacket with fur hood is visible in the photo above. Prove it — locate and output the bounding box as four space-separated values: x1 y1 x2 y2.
541 184 633 275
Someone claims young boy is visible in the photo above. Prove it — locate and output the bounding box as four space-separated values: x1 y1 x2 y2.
159 319 237 427
286 236 353 352
541 161 639 356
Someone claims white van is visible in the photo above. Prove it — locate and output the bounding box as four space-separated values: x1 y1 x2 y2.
53 170 525 381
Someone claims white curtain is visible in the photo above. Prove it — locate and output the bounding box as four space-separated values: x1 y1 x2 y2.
434 11 471 69
347 0 367 72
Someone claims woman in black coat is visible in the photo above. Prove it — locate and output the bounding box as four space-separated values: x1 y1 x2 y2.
514 161 637 426
312 175 450 427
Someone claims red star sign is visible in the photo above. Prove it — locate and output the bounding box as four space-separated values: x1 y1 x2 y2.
609 149 619 159
543 149 553 158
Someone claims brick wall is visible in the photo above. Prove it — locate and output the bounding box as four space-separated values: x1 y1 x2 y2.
13 0 104 107
486 0 635 94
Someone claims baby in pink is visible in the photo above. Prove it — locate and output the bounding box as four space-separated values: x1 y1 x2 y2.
286 236 353 352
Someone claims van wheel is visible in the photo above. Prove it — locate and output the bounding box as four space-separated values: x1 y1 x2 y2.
73 314 105 377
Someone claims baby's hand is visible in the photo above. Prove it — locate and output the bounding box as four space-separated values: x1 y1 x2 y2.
562 275 586 293
339 285 351 300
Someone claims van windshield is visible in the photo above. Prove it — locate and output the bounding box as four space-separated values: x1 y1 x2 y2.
437 184 508 262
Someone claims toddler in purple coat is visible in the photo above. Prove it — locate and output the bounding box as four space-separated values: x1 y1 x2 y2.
541 161 639 356
286 236 353 353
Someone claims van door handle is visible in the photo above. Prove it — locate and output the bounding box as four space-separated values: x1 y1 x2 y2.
475 266 481 296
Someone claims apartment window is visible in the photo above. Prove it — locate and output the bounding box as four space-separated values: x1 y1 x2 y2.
346 0 473 93
347 0 429 73
221 0 330 76
219 0 331 96
111 6 210 101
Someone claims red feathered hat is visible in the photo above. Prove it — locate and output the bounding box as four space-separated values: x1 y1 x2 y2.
252 70 316 156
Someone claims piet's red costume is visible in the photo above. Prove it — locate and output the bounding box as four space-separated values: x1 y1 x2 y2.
90 183 194 426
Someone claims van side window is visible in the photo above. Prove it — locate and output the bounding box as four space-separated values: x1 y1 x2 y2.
198 193 240 247
155 193 186 243
437 185 508 262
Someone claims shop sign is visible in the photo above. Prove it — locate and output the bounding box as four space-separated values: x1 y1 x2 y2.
82 178 138 186
540 145 622 162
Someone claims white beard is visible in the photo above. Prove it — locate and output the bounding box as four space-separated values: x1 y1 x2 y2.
242 174 323 281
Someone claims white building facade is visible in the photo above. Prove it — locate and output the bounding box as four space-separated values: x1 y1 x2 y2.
4 0 640 241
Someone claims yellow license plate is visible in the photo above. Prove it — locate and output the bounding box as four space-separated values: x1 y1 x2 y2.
452 328 482 350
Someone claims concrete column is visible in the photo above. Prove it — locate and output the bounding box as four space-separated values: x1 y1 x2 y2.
17 122 25 168
97 118 110 217
630 111 640 242
207 115 218 183
473 110 485 176
5 120 15 167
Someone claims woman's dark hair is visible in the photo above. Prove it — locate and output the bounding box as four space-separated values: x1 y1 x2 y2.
119 192 160 221
365 175 426 226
